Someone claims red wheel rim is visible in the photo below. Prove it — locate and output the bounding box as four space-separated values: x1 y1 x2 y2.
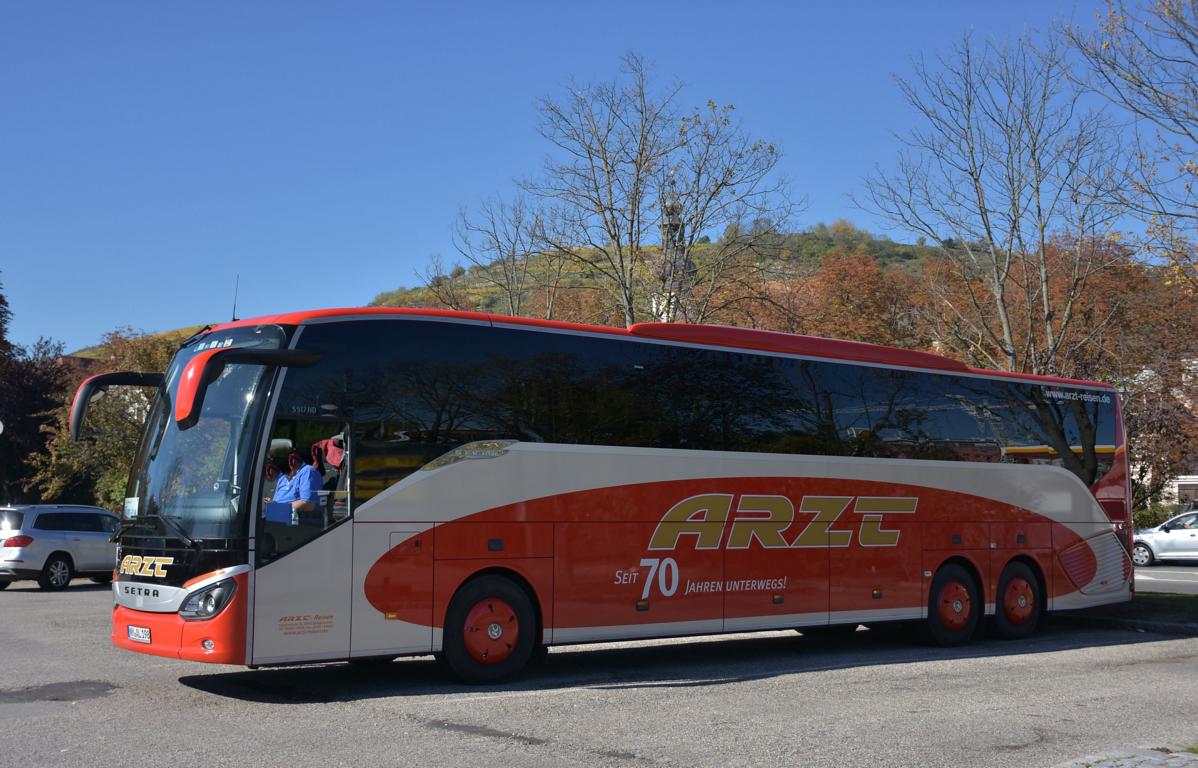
936 580 971 631
463 598 519 664
1002 577 1035 625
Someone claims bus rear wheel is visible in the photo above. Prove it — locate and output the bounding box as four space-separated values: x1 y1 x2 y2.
927 563 979 646
994 561 1041 640
442 575 536 684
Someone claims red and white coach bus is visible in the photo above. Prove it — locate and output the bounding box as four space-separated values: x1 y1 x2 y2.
71 308 1133 682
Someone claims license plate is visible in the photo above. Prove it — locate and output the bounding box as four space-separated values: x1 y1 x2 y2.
127 625 151 644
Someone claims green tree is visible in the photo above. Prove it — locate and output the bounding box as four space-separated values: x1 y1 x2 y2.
31 328 177 510
0 339 69 504
0 273 12 357
0 274 71 503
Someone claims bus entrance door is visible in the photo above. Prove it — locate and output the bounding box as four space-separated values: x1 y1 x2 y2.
250 520 354 665
250 418 355 665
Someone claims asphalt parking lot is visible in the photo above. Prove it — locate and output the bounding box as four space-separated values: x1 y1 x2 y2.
2 580 1197 768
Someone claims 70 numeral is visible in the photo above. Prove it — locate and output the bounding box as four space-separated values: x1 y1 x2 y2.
639 557 679 599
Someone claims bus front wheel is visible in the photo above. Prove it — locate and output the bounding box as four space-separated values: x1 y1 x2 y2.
927 563 979 646
442 574 536 684
994 561 1042 640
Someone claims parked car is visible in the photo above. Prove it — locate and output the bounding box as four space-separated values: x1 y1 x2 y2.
1133 511 1198 567
0 505 120 590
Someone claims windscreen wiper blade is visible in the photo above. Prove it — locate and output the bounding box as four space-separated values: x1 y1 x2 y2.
110 518 156 543
177 324 213 350
157 515 197 548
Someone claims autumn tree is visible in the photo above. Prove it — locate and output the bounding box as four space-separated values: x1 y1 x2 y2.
31 328 177 510
863 33 1128 376
800 253 920 347
1084 261 1198 506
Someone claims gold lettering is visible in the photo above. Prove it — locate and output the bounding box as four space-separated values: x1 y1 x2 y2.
649 494 733 550
727 495 794 549
791 497 853 548
855 497 917 547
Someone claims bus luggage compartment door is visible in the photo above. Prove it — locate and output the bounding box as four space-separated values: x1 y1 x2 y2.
351 523 434 657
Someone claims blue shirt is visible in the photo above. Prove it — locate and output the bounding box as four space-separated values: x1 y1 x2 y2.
275 464 322 504
274 474 292 502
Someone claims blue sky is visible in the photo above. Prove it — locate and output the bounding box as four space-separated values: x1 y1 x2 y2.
1 1 1097 351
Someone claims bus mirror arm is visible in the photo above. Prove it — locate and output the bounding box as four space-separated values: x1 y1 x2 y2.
175 348 323 431
70 372 165 441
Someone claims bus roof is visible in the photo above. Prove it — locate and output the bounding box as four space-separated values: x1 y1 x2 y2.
207 307 1114 390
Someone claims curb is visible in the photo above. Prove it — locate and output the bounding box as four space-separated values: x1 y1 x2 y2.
1053 612 1198 637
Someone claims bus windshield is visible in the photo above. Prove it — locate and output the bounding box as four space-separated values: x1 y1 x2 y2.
124 325 286 542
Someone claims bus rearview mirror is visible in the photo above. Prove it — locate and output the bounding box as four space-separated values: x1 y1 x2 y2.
70 372 165 441
174 348 323 431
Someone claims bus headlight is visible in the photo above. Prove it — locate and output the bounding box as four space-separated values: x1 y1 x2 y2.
180 579 237 621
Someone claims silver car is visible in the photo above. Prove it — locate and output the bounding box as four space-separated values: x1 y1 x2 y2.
0 505 120 590
1133 511 1198 567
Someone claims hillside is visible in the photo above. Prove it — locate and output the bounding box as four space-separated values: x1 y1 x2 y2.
69 324 211 360
368 221 938 313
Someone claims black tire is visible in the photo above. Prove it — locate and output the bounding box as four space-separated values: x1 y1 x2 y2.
0 580 9 590
993 561 1042 640
38 553 74 591
927 563 980 646
442 574 536 684
1132 542 1155 568
528 643 550 667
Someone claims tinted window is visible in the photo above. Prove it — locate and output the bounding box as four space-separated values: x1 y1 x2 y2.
74 513 108 533
33 513 65 531
98 515 119 533
281 320 1117 498
0 510 24 530
281 321 545 510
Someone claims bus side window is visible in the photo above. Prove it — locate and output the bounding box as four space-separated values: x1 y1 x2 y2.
258 418 350 563
350 421 438 512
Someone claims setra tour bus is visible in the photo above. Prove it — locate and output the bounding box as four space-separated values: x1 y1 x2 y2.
70 308 1133 682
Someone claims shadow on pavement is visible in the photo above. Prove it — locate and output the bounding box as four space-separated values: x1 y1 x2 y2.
178 618 1179 704
1 581 111 593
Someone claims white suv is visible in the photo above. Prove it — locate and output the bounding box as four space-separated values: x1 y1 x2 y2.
0 505 120 590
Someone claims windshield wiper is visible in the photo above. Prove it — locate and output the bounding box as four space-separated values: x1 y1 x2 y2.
157 515 198 548
178 324 213 350
110 518 156 543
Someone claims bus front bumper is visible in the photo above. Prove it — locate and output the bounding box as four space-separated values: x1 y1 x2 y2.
111 573 247 664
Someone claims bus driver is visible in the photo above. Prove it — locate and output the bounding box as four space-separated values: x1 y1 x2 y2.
266 450 322 514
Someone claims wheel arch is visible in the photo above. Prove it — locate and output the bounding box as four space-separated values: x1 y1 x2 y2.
932 555 984 602
45 550 75 569
1003 554 1047 611
449 566 545 647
